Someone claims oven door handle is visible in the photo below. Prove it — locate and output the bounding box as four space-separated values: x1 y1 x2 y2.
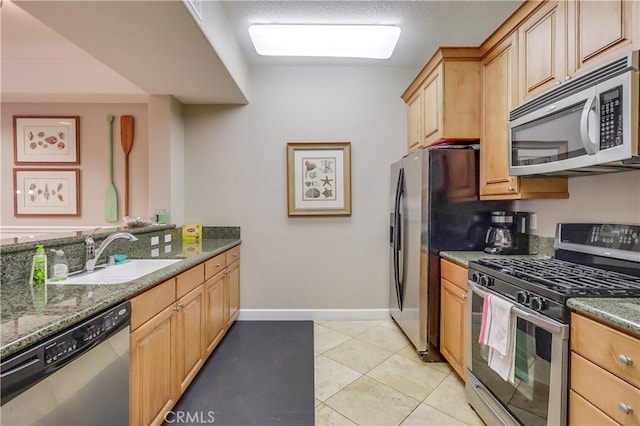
468 280 568 337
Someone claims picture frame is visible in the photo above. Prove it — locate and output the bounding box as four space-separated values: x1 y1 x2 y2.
287 142 351 216
13 116 80 165
13 168 80 217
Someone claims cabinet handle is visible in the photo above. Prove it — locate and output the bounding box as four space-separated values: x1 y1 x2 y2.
215 263 221 268
174 305 182 312
462 294 468 300
565 75 571 81
508 186 515 192
232 254 238 258
618 403 634 415
618 354 634 365
555 81 561 86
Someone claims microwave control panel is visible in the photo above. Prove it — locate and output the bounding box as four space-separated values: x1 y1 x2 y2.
599 86 623 150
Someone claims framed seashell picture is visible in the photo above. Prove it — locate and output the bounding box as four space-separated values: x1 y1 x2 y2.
287 142 351 216
13 116 80 165
13 168 80 217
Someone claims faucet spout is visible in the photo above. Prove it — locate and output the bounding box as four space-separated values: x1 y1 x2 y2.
85 232 138 272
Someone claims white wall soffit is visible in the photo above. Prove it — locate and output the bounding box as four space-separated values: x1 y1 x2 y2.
13 1 249 105
183 0 250 101
1 1 147 103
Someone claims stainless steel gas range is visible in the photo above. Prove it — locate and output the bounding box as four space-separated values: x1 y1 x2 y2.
466 223 640 426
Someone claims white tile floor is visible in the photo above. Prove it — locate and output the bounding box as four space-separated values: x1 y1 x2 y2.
314 320 485 426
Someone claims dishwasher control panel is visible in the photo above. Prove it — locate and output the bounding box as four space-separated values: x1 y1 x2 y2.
43 302 130 366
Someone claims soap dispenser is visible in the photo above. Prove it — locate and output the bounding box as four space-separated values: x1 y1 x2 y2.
29 244 48 285
49 249 69 281
30 244 48 310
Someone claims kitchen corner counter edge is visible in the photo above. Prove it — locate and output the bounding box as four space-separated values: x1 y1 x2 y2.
1 237 241 360
567 298 640 338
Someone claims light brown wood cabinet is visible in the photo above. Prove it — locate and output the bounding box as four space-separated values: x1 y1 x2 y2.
175 285 205 395
566 0 640 77
569 313 640 425
480 32 569 200
439 258 468 380
226 258 241 327
406 91 422 153
204 270 226 356
130 300 178 426
129 245 241 426
402 48 482 153
518 0 639 101
422 66 442 144
518 1 566 101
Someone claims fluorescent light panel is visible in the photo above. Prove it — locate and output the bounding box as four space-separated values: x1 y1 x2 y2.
248 24 401 59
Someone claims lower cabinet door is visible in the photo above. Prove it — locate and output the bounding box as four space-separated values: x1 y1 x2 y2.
204 272 226 356
176 285 205 394
226 261 240 327
130 304 178 426
440 278 467 379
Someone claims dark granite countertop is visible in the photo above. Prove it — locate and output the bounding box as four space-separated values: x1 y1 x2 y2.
1 238 240 359
567 298 640 338
440 250 552 267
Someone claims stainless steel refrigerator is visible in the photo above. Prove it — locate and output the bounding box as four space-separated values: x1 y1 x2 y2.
389 145 509 360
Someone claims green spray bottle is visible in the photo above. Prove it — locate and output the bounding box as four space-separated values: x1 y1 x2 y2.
30 244 47 310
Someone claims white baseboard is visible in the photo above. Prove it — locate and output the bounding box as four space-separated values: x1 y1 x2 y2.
237 308 390 321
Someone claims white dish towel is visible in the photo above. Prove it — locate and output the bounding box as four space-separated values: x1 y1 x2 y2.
478 293 516 382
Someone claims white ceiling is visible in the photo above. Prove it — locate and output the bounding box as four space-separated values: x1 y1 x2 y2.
2 0 522 103
221 1 523 68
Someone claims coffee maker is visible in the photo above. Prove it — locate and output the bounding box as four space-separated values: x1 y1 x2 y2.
484 211 532 254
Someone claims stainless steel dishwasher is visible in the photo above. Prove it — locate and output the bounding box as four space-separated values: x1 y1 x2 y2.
1 300 130 425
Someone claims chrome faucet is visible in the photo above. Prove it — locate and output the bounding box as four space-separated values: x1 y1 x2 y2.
85 231 138 272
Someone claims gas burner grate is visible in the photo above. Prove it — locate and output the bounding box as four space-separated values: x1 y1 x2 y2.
478 258 640 295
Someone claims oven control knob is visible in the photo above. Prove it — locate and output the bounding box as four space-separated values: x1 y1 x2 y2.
516 291 529 305
471 271 481 283
530 297 547 312
479 275 493 287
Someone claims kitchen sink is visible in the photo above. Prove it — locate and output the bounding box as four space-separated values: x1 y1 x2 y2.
51 259 181 285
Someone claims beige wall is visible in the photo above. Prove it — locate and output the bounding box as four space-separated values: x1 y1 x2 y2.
516 171 640 237
1 102 149 226
184 66 414 313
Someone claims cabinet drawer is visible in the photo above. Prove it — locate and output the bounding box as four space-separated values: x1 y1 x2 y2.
571 352 640 425
176 263 205 299
130 278 176 331
571 313 640 387
569 390 618 426
440 259 468 291
226 245 241 265
204 253 226 280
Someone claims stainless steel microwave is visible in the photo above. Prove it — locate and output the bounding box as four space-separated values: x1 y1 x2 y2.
509 51 639 176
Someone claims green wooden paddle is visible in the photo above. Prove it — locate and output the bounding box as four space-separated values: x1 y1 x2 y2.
105 115 118 222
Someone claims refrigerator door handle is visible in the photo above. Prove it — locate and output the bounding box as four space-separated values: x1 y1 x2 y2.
393 168 405 310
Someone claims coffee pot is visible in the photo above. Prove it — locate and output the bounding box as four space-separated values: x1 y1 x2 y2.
484 211 532 255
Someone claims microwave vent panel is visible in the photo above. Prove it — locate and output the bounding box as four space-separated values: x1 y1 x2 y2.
510 54 635 121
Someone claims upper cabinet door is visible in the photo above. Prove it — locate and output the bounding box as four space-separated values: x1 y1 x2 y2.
519 1 566 102
422 66 443 144
567 0 640 76
481 33 520 197
407 91 422 154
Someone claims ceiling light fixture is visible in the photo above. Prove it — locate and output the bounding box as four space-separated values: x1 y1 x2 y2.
248 24 401 59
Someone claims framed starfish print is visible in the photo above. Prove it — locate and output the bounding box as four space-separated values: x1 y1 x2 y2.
287 142 351 216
